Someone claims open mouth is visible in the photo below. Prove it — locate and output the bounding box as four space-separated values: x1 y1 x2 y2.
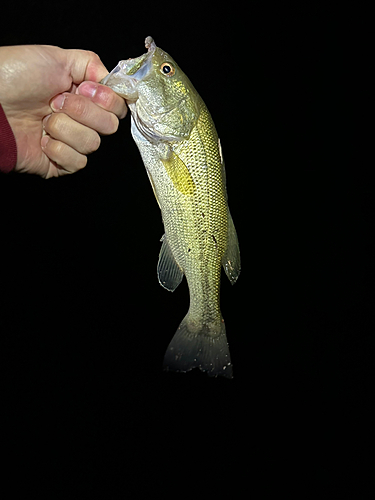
100 39 156 98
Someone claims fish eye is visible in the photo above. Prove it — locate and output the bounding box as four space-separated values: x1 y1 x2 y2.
160 62 175 77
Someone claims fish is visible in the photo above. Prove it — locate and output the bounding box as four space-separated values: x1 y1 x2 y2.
101 36 240 378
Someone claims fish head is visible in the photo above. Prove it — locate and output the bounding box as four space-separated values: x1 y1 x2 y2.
102 37 199 141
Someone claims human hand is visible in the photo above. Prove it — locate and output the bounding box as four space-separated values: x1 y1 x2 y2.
0 45 127 178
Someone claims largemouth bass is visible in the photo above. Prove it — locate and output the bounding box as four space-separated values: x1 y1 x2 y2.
102 37 240 378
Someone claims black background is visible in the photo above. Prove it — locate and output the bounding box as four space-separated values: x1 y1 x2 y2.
1 2 373 497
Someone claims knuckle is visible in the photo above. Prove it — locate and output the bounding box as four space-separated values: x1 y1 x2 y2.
48 113 67 136
120 106 128 120
91 132 101 152
46 112 58 134
72 96 88 119
86 50 100 62
50 139 65 157
108 115 119 134
85 132 101 153
77 155 88 170
97 86 115 108
97 87 127 119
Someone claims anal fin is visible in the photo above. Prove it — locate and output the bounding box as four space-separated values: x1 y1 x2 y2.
157 235 184 292
222 211 241 284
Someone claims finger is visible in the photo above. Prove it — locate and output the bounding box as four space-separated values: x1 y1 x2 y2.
43 113 101 155
41 135 87 172
64 49 108 85
77 82 127 119
50 92 119 135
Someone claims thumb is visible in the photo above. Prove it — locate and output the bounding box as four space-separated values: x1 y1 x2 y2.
64 49 109 85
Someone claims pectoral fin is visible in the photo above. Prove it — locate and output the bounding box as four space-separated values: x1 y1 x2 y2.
222 211 241 284
161 152 195 195
157 235 184 292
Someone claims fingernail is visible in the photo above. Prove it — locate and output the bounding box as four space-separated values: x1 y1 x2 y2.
50 94 66 111
78 82 98 98
41 136 49 148
43 114 51 128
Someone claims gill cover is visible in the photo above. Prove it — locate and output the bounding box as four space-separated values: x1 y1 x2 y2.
102 37 199 141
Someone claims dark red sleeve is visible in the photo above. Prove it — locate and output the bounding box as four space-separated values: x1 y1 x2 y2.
0 103 17 174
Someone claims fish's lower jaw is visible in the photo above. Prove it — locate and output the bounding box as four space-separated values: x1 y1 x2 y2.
163 315 233 379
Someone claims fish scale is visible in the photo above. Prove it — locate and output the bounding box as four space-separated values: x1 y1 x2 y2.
157 101 226 321
102 37 240 377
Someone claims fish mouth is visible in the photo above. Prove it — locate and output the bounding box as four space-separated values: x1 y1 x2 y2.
100 36 156 100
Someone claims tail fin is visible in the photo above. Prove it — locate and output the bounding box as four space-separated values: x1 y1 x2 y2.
163 314 233 378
